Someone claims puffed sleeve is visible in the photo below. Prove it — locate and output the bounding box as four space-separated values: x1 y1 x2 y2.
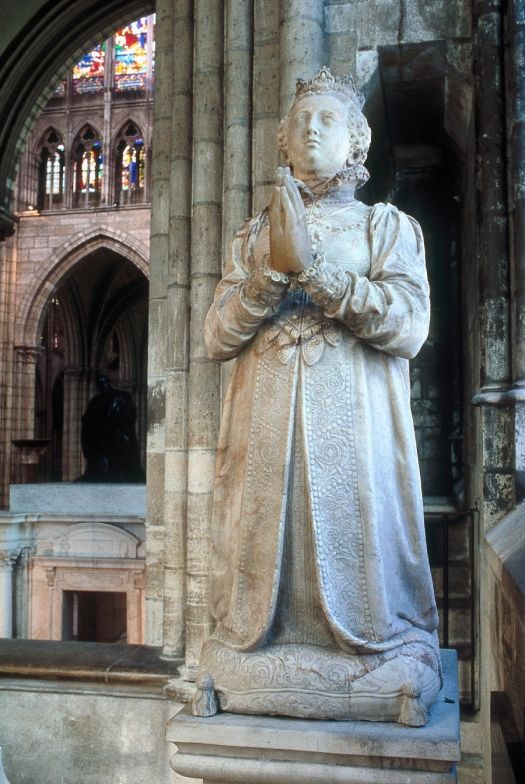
204 212 290 361
298 203 430 359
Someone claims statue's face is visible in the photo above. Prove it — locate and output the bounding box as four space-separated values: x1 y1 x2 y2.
287 93 350 180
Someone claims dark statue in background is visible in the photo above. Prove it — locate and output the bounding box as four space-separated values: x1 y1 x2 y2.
76 374 145 483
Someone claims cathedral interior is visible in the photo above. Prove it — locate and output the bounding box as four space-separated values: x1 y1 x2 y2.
0 1 524 782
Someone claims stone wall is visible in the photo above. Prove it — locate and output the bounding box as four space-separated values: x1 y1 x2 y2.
1 206 150 498
484 504 525 779
0 654 183 784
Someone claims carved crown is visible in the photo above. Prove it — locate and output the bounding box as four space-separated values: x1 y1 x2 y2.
295 66 365 111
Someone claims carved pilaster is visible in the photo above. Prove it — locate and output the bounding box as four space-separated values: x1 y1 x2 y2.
13 345 43 442
62 367 86 481
0 553 17 638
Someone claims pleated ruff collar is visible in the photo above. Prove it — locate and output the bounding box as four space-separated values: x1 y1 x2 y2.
294 162 369 203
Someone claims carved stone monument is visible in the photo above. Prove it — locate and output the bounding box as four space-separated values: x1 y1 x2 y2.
192 67 442 727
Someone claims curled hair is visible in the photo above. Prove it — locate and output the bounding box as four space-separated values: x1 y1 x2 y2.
277 97 372 169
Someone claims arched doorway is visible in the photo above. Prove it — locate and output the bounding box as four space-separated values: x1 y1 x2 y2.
33 248 148 481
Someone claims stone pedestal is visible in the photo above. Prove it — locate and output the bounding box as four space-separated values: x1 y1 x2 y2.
167 650 460 784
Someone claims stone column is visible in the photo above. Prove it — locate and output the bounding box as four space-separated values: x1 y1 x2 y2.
11 346 41 483
62 367 84 481
13 547 31 638
147 0 194 652
506 0 525 501
253 0 280 212
279 0 325 114
144 14 156 205
132 379 147 468
147 0 176 647
0 556 14 638
508 0 525 387
13 346 40 439
102 35 113 206
252 0 325 212
162 0 194 657
65 78 74 210
0 236 16 507
471 0 515 526
472 0 511 405
223 0 253 256
221 0 254 394
472 6 515 778
184 0 223 674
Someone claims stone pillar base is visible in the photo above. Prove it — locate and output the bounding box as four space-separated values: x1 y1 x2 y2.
167 650 460 784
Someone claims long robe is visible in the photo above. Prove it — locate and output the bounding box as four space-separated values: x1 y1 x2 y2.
203 180 439 663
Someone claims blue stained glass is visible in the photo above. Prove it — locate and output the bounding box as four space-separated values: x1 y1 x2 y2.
114 18 149 91
73 43 105 95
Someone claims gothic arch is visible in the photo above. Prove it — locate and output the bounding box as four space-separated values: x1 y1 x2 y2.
33 126 66 211
111 118 145 148
70 120 104 145
34 125 65 154
112 120 147 205
16 227 149 348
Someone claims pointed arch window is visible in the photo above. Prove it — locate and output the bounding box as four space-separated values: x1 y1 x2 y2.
73 126 103 207
37 129 65 210
115 123 145 205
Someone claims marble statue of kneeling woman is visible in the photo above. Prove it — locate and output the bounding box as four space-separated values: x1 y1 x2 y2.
193 67 442 726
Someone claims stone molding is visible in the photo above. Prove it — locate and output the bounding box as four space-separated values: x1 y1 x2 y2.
50 521 142 559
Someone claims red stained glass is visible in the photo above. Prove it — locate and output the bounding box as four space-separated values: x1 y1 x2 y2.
114 18 149 91
72 43 105 94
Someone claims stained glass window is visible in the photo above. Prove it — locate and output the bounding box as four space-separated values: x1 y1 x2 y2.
37 129 65 210
73 126 103 207
115 122 145 204
114 18 149 91
38 14 156 212
72 43 105 95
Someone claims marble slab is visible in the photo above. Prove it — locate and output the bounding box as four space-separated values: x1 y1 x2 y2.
9 483 146 517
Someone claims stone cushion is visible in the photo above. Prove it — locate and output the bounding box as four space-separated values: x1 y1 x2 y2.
196 639 442 726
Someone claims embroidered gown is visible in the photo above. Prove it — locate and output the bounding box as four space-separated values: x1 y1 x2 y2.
201 178 441 714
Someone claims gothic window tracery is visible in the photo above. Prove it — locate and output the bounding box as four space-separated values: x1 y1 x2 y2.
37 129 65 210
32 14 155 213
73 126 103 207
115 122 145 205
